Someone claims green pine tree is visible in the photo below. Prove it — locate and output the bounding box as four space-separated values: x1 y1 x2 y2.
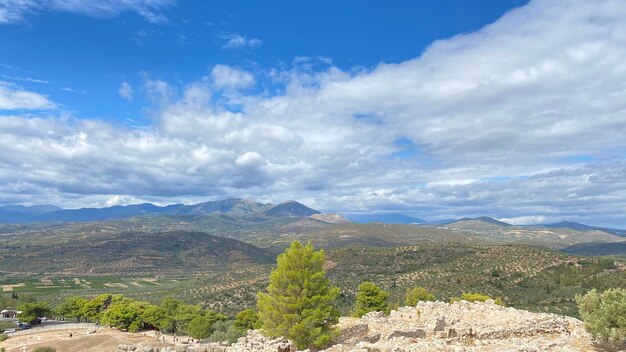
257 241 340 350
353 281 389 317
404 286 436 306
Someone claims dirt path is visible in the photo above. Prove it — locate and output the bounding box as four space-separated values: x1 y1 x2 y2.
0 328 174 352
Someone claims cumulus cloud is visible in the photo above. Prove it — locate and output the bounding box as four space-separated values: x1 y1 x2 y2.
0 81 56 110
220 34 263 49
211 65 255 90
119 82 133 101
3 0 626 227
0 0 174 24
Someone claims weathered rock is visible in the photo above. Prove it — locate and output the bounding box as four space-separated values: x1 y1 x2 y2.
387 328 426 339
226 330 295 352
223 302 596 351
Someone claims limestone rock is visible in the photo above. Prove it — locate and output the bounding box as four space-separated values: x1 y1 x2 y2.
223 302 596 351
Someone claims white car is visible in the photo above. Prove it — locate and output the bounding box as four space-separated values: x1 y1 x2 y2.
3 328 16 333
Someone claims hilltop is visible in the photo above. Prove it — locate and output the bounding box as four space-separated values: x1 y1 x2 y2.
233 300 595 351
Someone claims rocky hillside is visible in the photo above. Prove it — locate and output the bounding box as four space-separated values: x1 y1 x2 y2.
230 300 595 351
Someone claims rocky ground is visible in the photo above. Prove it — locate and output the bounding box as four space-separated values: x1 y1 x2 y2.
229 300 597 352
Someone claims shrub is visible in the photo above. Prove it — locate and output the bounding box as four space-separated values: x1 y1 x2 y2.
353 281 389 317
576 288 626 344
33 348 56 352
0 333 8 342
404 286 436 306
234 309 259 331
257 241 340 350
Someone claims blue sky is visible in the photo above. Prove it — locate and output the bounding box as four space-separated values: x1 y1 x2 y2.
2 0 626 228
1 1 525 122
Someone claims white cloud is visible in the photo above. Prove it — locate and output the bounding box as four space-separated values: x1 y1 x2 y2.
119 82 133 101
0 0 174 24
235 152 264 167
142 76 173 103
3 0 626 227
0 81 56 110
211 65 255 90
61 87 87 94
498 216 550 225
1 75 49 84
103 195 147 207
220 34 263 49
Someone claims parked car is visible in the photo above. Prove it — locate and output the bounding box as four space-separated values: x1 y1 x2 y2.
3 328 16 333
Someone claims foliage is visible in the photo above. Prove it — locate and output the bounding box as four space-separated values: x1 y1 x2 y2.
187 316 214 339
33 348 56 352
0 333 8 342
257 241 340 350
18 301 51 323
353 281 389 317
450 292 504 305
207 320 244 343
100 297 152 332
79 294 123 322
576 288 626 344
55 296 87 322
404 286 436 306
234 309 259 331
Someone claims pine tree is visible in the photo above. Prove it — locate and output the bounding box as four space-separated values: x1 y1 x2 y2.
353 281 389 317
404 286 436 306
257 241 340 350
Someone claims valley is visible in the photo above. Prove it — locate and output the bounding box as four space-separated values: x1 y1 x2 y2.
1 199 624 319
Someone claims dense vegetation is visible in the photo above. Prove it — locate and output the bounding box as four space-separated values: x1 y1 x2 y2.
10 294 247 342
2 243 624 319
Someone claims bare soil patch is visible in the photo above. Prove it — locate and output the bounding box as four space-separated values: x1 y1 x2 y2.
0 328 173 352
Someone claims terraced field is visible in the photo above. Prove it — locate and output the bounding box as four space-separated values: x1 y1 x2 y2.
326 243 626 316
0 274 189 306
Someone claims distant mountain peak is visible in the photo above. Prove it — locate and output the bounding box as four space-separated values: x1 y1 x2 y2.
0 204 62 215
0 198 321 224
309 213 350 224
476 217 512 226
264 200 320 217
449 217 512 227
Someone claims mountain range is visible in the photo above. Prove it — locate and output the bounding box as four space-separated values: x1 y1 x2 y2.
1 200 625 242
0 199 319 223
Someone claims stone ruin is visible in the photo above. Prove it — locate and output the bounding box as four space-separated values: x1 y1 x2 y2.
118 301 597 351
